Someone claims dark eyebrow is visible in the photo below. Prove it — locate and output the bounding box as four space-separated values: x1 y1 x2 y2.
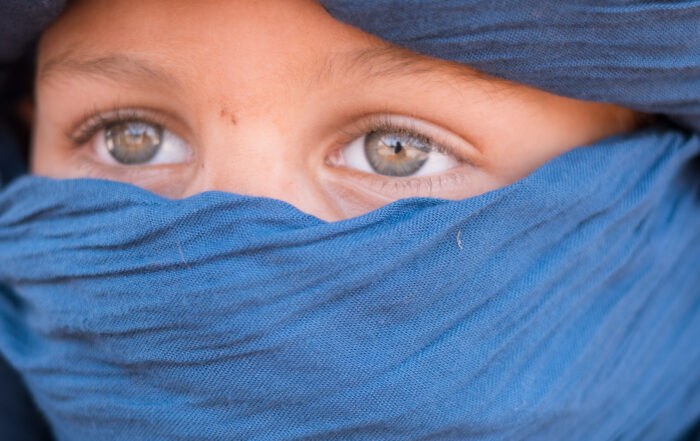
39 51 181 88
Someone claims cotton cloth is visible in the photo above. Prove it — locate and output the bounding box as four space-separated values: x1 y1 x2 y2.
0 1 699 441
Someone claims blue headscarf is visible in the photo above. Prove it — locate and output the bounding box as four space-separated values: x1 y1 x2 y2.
0 1 698 440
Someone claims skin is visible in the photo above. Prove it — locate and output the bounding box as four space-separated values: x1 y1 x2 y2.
32 0 646 221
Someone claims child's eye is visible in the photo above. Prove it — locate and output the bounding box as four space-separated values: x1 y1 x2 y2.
339 129 459 177
95 121 189 166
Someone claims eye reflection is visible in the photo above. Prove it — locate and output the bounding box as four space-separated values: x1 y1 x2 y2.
105 122 162 164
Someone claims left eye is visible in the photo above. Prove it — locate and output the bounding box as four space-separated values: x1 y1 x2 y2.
94 121 189 166
339 129 458 177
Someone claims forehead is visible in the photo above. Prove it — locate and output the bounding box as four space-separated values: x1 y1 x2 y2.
37 0 495 94
38 0 334 84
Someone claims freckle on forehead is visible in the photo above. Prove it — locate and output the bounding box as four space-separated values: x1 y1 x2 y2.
220 107 237 125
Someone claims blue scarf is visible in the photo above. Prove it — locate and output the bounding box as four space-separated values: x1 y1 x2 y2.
0 1 699 440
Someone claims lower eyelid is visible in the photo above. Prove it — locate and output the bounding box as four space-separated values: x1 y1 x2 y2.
73 154 192 186
329 165 472 199
388 171 469 195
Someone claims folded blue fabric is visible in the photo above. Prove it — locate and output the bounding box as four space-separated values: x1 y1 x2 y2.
0 127 698 440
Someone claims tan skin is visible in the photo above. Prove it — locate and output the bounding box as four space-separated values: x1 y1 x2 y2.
32 0 646 221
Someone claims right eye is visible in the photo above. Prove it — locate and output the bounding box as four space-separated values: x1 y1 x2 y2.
341 129 458 178
95 121 190 166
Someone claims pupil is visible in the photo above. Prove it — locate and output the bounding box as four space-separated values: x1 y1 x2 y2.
394 142 403 154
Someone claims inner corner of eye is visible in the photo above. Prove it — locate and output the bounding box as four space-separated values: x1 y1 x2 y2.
325 148 345 167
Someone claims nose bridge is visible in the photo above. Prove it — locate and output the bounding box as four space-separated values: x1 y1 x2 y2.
203 122 292 191
193 123 336 219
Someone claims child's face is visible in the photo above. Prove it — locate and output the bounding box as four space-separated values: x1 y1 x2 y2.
31 0 642 221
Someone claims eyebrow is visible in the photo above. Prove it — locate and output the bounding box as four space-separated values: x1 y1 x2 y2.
39 51 181 88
